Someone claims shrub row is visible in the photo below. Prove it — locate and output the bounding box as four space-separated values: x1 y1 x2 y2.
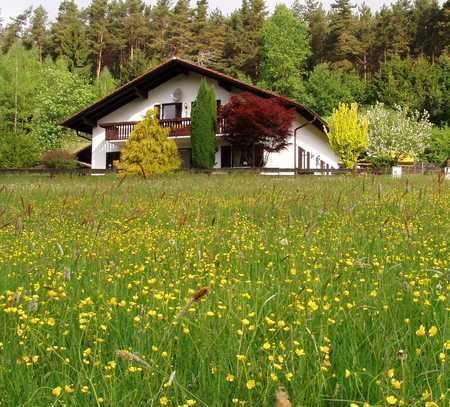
0 134 77 169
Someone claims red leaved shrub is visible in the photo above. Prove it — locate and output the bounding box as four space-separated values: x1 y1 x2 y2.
219 93 295 153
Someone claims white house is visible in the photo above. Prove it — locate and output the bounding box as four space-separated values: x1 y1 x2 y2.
62 57 339 171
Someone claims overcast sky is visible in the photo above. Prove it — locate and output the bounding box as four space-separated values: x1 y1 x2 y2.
1 0 399 23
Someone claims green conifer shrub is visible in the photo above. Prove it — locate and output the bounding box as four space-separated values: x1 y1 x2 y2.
191 79 217 169
116 109 180 176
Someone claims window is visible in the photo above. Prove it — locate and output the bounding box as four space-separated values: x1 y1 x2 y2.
161 103 182 120
298 147 311 169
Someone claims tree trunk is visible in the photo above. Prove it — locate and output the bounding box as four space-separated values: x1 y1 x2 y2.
14 57 18 134
96 31 104 79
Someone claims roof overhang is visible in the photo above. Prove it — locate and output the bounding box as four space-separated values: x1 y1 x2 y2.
61 57 327 134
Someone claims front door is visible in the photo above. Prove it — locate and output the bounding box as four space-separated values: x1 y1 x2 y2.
221 146 232 168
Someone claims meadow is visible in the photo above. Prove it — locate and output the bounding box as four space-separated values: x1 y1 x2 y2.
0 173 448 407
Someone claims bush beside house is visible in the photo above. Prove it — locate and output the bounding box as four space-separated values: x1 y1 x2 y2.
325 103 368 169
116 109 180 176
191 79 217 169
364 103 432 166
0 133 41 168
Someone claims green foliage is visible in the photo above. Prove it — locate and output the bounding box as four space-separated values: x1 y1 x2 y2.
0 133 42 168
117 109 180 175
371 56 450 124
50 0 90 74
420 126 450 167
223 0 267 79
259 4 310 99
31 58 96 149
364 102 432 164
303 63 366 117
191 79 217 169
40 149 78 168
94 67 117 98
0 43 41 135
326 0 361 68
325 102 368 168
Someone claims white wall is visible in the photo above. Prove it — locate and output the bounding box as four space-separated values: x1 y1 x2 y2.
91 72 339 170
265 114 339 169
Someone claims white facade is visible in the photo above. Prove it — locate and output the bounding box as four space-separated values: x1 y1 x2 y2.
90 71 339 170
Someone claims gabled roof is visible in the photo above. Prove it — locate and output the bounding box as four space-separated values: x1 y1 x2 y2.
61 57 326 134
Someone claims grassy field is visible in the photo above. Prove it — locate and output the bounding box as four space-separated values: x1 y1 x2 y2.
0 173 448 407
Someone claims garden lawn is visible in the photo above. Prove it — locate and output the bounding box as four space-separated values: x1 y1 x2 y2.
0 173 448 406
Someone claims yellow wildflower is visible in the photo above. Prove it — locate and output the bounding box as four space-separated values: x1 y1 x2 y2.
386 395 398 405
246 379 256 389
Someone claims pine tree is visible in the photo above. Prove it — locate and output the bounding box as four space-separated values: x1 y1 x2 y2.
87 0 109 79
356 4 375 81
296 0 329 67
26 6 48 62
373 1 411 64
411 0 442 60
105 0 127 77
116 109 181 176
326 0 361 69
123 0 149 62
191 79 216 169
205 9 227 69
190 0 212 61
437 0 450 55
167 0 193 58
148 0 172 61
224 0 267 80
1 8 31 52
50 1 90 73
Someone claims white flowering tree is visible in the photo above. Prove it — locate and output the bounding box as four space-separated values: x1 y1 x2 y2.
364 102 432 164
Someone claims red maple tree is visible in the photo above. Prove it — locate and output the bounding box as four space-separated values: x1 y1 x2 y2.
219 93 295 153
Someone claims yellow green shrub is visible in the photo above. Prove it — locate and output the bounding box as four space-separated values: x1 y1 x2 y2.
116 109 180 175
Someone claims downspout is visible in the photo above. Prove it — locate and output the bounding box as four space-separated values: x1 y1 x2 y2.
294 119 315 171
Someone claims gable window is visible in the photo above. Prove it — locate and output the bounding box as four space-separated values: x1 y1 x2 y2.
162 103 182 120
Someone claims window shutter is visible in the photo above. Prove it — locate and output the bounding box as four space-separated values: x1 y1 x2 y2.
154 104 161 119
176 103 182 118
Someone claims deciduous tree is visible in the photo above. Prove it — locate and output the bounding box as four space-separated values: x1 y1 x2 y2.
259 4 310 99
219 93 295 153
364 102 432 164
325 102 368 168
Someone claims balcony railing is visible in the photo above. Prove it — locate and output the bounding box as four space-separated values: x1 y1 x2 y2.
101 118 192 141
101 117 225 141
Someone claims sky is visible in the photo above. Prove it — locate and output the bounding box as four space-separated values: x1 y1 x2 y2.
1 0 396 23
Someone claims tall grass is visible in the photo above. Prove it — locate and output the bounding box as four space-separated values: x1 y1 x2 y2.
0 173 448 406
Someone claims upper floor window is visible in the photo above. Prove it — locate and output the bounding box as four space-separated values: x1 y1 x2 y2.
161 103 182 120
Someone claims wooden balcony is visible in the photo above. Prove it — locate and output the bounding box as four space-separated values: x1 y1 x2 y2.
101 118 192 141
